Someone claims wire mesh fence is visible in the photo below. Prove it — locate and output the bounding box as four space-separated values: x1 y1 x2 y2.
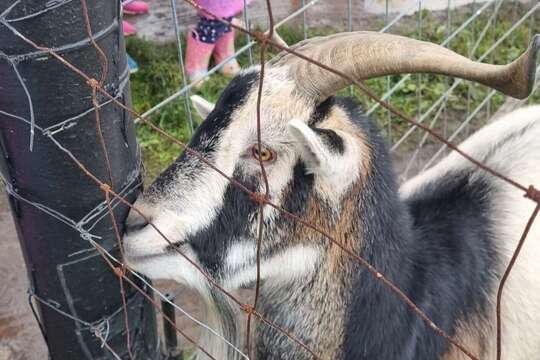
133 0 540 180
0 0 539 359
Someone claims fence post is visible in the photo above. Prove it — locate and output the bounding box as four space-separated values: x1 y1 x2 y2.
0 1 161 359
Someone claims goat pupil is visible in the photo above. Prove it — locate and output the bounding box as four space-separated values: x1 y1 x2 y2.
252 145 273 162
252 146 261 158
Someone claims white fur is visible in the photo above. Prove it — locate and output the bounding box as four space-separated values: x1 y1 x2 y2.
224 241 256 272
125 248 209 294
124 168 231 256
224 244 320 289
401 105 540 358
400 106 540 198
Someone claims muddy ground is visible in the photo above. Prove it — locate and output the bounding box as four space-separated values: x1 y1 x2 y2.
0 192 48 360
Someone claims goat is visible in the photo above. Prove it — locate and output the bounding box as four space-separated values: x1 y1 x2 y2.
123 32 540 359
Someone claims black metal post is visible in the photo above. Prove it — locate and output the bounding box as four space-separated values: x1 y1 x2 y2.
162 294 183 360
0 1 161 359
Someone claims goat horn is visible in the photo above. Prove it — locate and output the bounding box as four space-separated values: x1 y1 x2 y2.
271 32 540 101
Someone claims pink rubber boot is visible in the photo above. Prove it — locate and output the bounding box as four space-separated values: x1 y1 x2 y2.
122 20 136 36
213 30 241 77
185 31 215 88
123 1 150 15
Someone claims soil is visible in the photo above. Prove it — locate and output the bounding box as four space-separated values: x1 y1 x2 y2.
0 192 47 360
126 0 384 43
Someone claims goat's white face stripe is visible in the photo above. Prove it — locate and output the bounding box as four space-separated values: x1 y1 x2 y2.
124 166 231 258
125 249 209 294
224 244 320 289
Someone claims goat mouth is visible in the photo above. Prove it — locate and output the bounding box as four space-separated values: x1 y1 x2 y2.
122 238 167 261
123 236 189 264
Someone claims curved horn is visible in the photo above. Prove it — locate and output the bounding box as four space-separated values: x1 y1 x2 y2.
271 32 540 101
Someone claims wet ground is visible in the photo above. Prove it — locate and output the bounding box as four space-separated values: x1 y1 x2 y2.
0 193 47 360
126 0 297 43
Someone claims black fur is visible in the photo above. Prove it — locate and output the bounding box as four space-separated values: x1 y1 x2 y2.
149 72 259 195
309 97 335 126
335 97 499 359
199 161 315 283
314 128 345 154
185 168 259 276
249 97 499 359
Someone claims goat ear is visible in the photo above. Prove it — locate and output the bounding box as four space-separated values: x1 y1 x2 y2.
288 119 345 174
190 95 215 119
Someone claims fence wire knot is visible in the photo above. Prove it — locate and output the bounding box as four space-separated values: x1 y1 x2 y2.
240 303 256 315
86 78 99 89
92 318 111 348
100 183 111 193
253 31 269 45
525 185 540 203
113 266 125 278
249 192 269 205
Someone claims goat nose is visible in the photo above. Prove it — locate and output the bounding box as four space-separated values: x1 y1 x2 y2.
125 210 149 234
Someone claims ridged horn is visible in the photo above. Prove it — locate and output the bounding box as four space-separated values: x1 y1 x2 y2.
270 32 540 101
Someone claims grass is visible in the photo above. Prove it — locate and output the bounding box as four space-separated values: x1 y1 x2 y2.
126 2 540 181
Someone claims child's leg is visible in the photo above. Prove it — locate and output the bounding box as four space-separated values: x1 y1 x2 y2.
122 20 137 36
185 17 217 87
213 28 241 77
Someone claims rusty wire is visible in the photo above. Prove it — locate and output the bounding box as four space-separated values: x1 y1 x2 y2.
6 1 540 359
246 0 276 357
79 1 135 357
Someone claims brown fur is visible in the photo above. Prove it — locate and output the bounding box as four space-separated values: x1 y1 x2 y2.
264 108 372 358
271 188 364 359
319 106 373 271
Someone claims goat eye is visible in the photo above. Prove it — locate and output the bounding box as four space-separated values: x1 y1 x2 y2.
251 144 275 162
